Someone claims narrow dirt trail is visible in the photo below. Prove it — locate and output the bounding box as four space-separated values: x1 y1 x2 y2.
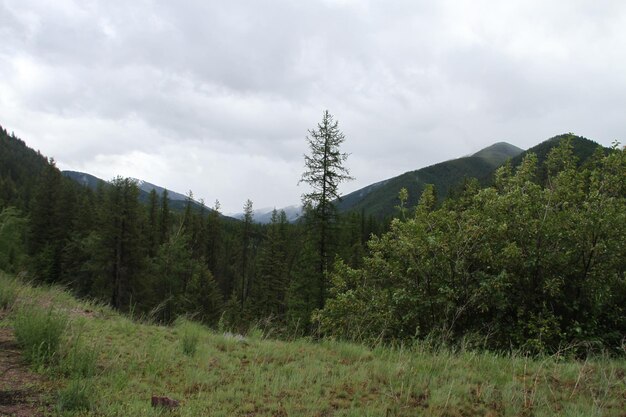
0 316 51 417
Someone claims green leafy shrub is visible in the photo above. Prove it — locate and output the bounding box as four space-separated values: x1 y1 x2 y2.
316 141 626 353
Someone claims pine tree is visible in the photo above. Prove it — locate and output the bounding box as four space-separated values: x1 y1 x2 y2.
299 110 353 307
239 199 254 310
159 189 171 245
205 200 221 277
29 159 65 282
253 209 290 317
103 177 144 311
147 189 159 257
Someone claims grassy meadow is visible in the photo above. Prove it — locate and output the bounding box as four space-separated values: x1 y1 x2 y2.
1 272 624 416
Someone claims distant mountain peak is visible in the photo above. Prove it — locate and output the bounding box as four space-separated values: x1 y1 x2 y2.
336 140 524 217
228 205 303 224
62 170 239 220
471 142 524 167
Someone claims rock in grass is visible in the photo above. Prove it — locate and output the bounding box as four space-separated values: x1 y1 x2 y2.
151 395 179 409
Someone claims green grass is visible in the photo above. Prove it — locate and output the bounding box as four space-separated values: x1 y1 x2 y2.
176 317 201 357
1 273 625 416
0 271 19 310
59 325 99 378
13 304 68 368
57 379 94 413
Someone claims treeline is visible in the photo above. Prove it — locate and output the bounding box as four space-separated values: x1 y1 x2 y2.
0 124 382 334
315 140 626 353
1 124 625 353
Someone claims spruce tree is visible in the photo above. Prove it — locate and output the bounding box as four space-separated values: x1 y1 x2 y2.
103 177 144 311
299 110 353 308
147 189 159 257
159 189 171 245
205 200 221 277
29 159 65 282
239 199 254 310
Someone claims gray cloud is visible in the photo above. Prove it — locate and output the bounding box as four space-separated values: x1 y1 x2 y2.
1 0 625 212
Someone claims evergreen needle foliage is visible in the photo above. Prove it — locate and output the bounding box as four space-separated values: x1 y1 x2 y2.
299 110 354 309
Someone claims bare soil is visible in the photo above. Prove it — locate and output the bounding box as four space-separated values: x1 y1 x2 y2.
0 317 51 417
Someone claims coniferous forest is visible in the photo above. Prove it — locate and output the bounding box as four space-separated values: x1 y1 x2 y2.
0 119 624 355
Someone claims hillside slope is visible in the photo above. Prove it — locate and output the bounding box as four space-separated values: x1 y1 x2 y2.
510 133 602 167
337 142 523 217
480 133 606 185
1 272 624 416
0 126 50 209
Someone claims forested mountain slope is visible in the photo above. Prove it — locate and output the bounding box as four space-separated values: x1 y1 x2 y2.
337 135 606 218
336 141 523 217
62 170 225 216
0 126 50 209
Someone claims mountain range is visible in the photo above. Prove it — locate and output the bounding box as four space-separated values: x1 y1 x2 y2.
61 134 603 223
61 170 223 217
334 141 524 217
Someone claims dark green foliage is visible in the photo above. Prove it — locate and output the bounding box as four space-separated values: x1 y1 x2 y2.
3 123 623 355
159 189 171 245
337 142 522 218
146 189 159 257
0 127 49 210
101 177 145 310
0 207 28 273
239 199 254 310
251 210 291 318
316 140 626 353
29 161 66 282
184 263 222 324
299 110 354 308
508 133 601 173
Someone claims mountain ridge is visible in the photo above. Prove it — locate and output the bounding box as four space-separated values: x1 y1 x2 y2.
231 141 524 222
334 140 524 217
61 170 233 218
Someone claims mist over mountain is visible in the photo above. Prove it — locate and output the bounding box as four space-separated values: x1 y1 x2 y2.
228 205 302 224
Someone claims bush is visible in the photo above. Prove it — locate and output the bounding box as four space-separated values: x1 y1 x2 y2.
13 305 67 367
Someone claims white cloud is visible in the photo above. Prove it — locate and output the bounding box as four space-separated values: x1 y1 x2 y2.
1 0 625 212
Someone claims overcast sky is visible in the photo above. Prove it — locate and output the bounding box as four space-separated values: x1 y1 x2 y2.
1 0 625 212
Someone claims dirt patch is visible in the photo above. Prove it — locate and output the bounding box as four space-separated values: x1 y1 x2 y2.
0 317 52 416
